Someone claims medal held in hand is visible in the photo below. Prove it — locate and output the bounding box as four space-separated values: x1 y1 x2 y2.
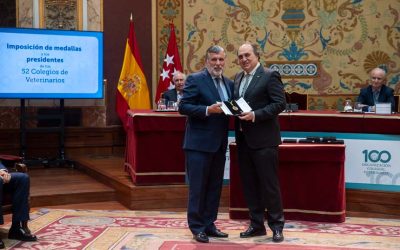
220 97 252 116
230 101 239 111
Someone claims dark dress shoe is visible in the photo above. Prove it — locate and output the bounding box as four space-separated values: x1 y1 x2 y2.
193 232 209 243
0 239 4 249
8 227 37 242
272 230 284 243
240 226 266 238
206 229 228 238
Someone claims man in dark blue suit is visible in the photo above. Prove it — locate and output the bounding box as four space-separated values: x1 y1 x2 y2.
162 71 186 104
179 45 233 243
357 67 395 112
234 43 286 243
0 161 37 248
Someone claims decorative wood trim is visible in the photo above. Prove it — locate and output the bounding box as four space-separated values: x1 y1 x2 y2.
16 0 19 24
347 189 400 217
39 0 45 28
100 0 103 31
0 126 125 156
77 0 83 30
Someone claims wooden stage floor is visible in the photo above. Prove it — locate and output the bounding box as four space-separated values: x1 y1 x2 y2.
29 154 229 211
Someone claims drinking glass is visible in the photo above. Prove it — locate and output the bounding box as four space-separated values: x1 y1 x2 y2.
353 102 362 112
167 101 174 110
167 101 176 111
343 99 353 112
157 98 166 110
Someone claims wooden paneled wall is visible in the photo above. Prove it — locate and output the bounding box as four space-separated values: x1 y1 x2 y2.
0 126 125 158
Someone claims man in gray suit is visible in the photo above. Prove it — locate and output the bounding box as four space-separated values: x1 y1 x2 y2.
357 67 395 112
179 45 233 243
162 71 186 104
233 42 286 242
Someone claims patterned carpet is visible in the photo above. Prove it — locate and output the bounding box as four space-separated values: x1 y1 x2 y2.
1 209 399 249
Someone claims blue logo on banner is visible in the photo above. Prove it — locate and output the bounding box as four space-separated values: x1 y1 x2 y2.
362 150 391 163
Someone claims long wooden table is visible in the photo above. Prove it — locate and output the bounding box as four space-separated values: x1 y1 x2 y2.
279 111 400 134
124 110 399 186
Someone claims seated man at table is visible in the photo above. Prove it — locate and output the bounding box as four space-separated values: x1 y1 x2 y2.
357 67 395 112
0 161 37 248
162 71 186 104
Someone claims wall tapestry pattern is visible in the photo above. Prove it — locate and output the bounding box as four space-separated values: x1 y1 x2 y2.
156 0 400 102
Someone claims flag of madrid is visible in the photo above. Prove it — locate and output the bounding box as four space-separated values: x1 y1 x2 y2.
155 23 182 103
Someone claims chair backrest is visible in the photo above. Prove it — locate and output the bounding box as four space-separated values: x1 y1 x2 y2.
0 154 27 172
285 92 308 110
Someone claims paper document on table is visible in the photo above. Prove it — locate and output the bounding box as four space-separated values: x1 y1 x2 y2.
220 97 252 116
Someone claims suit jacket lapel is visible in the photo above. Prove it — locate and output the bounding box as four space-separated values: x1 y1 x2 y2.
221 76 232 99
378 85 386 102
244 65 263 97
234 72 244 99
172 90 178 100
203 69 220 100
367 86 374 102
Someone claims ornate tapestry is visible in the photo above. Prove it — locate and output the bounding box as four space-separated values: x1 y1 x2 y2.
155 0 400 99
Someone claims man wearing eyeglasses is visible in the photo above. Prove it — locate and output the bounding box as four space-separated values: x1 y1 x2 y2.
357 67 395 112
162 71 186 104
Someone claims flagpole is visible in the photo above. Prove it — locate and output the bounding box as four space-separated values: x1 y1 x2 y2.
116 13 151 131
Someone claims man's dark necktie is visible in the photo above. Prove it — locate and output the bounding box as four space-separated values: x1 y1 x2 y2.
240 74 251 97
215 78 227 101
373 90 380 104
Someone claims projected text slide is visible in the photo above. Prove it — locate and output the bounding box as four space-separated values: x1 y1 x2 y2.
0 28 103 98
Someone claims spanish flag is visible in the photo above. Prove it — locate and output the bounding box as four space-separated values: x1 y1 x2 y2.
116 14 151 130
